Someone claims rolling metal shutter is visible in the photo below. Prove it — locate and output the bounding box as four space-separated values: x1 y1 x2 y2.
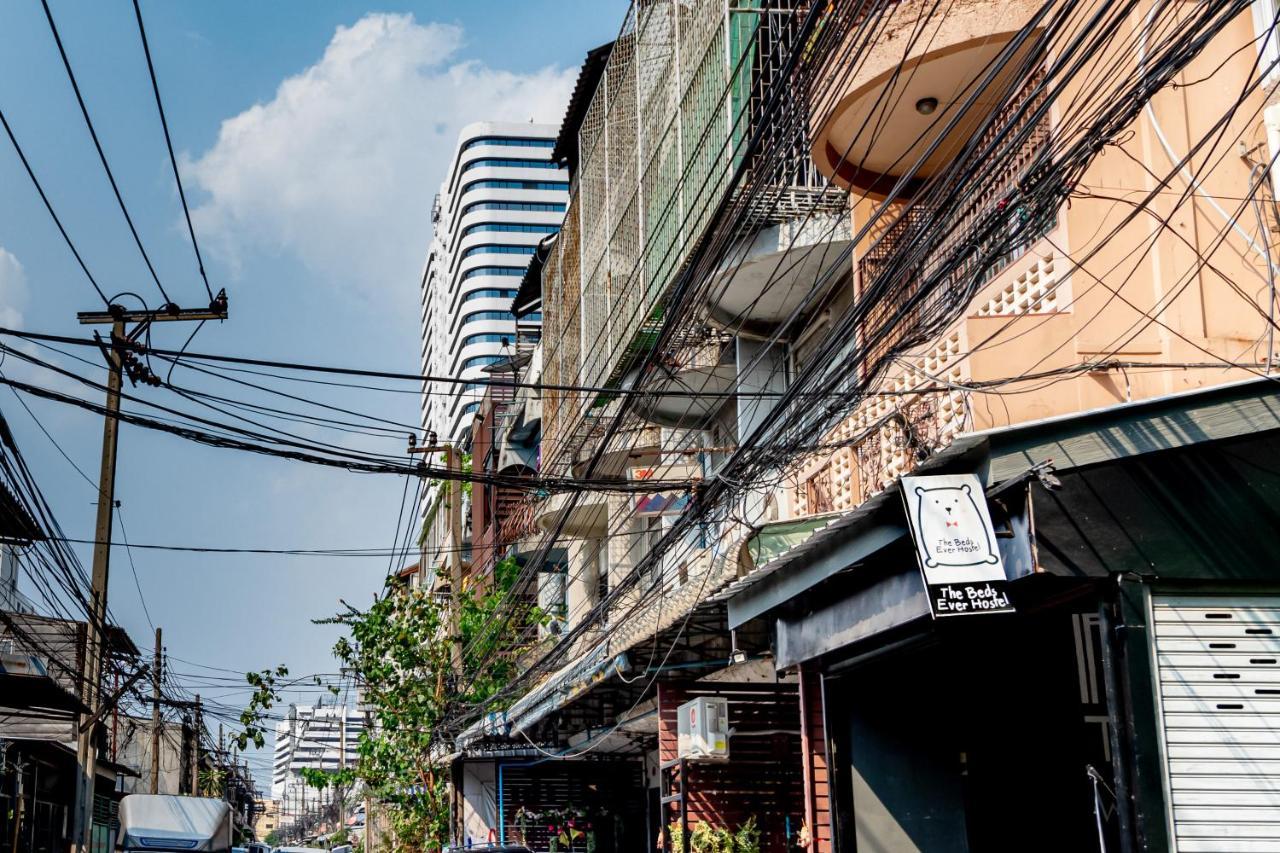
1153 595 1280 852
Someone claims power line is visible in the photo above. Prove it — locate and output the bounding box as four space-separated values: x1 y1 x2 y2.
0 105 110 305
130 0 216 304
39 0 174 306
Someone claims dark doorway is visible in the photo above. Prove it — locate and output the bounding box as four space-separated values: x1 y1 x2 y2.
827 599 1112 852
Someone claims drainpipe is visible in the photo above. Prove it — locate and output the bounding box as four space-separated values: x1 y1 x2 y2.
1099 576 1136 853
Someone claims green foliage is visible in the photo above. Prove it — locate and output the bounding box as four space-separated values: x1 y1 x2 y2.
299 766 356 791
197 768 227 799
325 555 534 852
734 817 760 853
232 665 288 750
458 452 473 499
667 817 759 853
264 830 280 846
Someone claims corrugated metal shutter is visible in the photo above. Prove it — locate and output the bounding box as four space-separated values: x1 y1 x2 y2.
1153 595 1280 852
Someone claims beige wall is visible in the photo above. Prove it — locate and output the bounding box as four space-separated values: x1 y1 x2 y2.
254 799 280 840
798 1 1277 512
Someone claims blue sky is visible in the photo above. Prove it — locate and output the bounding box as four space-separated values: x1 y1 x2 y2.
0 0 624 788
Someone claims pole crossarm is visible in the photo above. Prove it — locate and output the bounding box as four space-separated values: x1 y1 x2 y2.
78 664 150 734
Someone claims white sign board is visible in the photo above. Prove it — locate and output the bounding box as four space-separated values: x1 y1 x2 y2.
901 473 1014 618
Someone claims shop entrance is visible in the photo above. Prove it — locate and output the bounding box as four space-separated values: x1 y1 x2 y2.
827 595 1116 852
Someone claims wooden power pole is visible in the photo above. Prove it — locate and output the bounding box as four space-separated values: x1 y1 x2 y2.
407 438 464 680
338 711 347 830
191 694 202 795
151 627 162 793
71 298 226 853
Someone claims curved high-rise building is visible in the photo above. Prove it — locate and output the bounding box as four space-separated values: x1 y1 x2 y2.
420 121 567 444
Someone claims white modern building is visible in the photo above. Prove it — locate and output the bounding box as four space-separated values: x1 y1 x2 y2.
419 121 566 445
270 704 364 808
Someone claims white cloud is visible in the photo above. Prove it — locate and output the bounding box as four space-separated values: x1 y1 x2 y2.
0 247 87 401
184 13 575 306
0 247 28 329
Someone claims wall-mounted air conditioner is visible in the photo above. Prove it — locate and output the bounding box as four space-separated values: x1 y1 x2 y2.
676 696 730 761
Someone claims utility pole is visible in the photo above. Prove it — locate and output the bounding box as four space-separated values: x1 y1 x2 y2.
191 694 202 796
338 711 347 831
151 627 162 793
69 315 122 853
10 752 24 853
218 724 226 801
72 296 227 853
363 706 375 853
407 437 464 679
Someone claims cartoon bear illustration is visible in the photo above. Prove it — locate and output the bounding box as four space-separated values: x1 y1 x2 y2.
912 482 1000 568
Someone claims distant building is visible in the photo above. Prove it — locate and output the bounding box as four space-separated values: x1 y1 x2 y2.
113 716 188 796
254 799 281 841
419 121 565 446
270 705 364 824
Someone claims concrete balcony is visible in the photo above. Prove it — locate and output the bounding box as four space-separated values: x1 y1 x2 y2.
569 423 663 480
811 0 1041 198
704 215 853 338
633 364 737 430
533 489 607 537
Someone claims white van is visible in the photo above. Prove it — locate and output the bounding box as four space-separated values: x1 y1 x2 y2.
118 794 232 852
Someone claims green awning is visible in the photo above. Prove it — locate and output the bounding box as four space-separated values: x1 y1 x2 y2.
747 514 840 567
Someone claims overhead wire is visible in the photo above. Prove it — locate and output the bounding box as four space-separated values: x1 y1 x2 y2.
39 0 174 307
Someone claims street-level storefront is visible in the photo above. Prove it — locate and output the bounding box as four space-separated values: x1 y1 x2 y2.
728 379 1280 853
450 748 648 852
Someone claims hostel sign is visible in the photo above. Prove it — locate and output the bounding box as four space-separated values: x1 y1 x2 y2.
901 473 1014 618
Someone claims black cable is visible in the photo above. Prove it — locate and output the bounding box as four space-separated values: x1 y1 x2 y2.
40 0 174 307
131 0 216 303
0 105 110 305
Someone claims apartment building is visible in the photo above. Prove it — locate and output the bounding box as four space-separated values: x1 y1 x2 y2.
419 121 566 447
440 2 1280 852
270 704 363 815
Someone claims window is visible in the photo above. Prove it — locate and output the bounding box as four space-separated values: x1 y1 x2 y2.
462 309 517 324
461 222 560 238
459 179 570 195
462 288 519 301
462 244 536 259
462 201 566 216
460 267 524 281
461 332 511 348
1254 1 1280 83
595 538 609 604
462 158 560 173
461 136 556 151
461 354 505 370
805 469 834 514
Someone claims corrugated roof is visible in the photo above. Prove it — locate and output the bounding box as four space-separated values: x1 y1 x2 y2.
551 42 614 173
0 481 44 543
512 233 557 318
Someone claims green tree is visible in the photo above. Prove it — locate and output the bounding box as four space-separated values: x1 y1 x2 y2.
230 665 289 750
325 556 540 851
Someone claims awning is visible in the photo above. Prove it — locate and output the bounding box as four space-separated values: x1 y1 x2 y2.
457 644 630 748
0 650 87 717
748 514 843 565
721 436 988 628
0 480 44 542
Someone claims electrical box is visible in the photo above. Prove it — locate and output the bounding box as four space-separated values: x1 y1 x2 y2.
676 696 730 761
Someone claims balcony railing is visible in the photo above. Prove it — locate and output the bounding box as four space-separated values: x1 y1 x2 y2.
857 67 1051 369
541 1 841 474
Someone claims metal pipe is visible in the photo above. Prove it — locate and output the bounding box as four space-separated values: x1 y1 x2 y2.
1099 579 1136 853
1250 162 1276 373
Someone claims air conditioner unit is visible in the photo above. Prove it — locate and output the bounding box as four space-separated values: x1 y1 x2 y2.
676 696 730 761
